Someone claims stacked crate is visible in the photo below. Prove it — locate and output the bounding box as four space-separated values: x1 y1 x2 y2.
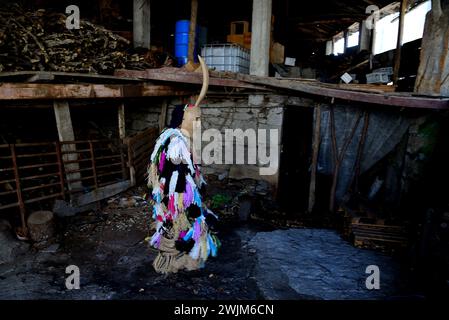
201 44 250 74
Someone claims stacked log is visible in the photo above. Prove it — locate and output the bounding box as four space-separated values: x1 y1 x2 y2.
27 211 54 243
0 5 160 74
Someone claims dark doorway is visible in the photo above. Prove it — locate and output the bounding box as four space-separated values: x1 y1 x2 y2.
278 106 314 213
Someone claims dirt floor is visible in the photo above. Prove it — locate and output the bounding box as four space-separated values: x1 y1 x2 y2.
0 183 412 300
0 187 269 300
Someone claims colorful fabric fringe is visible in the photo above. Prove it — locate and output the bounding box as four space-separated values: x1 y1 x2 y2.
147 128 219 273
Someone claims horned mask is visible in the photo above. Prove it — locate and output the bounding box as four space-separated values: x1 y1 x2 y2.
181 55 209 139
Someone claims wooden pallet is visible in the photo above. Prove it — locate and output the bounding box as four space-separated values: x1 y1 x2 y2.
349 218 409 251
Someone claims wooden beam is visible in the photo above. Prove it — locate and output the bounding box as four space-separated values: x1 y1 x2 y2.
114 68 271 91
188 0 198 62
71 181 131 207
53 101 82 192
159 99 168 133
0 83 192 100
393 0 407 84
415 0 449 96
236 75 449 109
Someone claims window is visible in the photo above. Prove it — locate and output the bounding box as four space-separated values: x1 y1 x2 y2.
334 32 345 55
347 31 360 48
329 23 360 55
374 0 431 55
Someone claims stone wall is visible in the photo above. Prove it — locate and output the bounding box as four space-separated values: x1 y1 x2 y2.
166 95 286 189
125 98 166 136
124 94 289 192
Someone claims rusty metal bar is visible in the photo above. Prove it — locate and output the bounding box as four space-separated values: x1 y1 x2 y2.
95 155 121 161
19 162 58 170
64 167 94 174
10 144 27 232
20 172 60 181
0 142 55 148
0 202 19 210
24 193 62 205
65 175 95 183
119 142 127 180
60 139 112 144
0 190 17 196
55 141 66 200
63 158 92 165
96 162 122 170
22 182 62 192
89 141 99 189
0 178 16 184
60 149 90 155
16 152 57 159
0 156 13 160
96 170 123 179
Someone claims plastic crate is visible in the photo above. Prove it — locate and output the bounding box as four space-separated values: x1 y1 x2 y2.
372 67 393 75
366 72 390 84
201 44 250 74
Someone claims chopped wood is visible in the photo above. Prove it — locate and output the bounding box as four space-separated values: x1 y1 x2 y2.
27 210 54 242
0 5 160 74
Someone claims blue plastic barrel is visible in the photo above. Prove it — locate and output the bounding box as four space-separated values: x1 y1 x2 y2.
175 20 199 66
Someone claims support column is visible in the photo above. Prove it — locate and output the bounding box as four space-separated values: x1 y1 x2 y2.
118 103 126 139
393 0 407 84
133 0 151 49
188 0 198 63
53 101 82 192
358 20 372 53
250 0 272 76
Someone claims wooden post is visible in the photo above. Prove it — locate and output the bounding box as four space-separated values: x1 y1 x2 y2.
250 0 272 76
133 0 151 49
159 100 168 133
118 103 126 139
343 30 349 54
53 101 82 192
393 0 407 84
188 0 198 63
308 105 321 213
415 0 449 96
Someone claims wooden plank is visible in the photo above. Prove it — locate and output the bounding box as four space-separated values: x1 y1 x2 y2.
0 83 192 100
393 0 407 84
236 75 449 109
114 68 271 91
71 180 131 207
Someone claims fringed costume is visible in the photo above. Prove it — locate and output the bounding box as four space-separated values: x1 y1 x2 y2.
147 122 220 274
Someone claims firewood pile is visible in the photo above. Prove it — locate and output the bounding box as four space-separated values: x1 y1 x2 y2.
0 5 159 74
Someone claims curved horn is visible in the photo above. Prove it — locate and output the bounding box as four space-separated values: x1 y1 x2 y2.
194 55 209 108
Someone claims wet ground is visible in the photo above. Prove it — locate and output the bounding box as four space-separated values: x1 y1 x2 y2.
0 186 410 300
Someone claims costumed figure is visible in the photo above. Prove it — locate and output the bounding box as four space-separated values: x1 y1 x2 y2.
147 56 220 274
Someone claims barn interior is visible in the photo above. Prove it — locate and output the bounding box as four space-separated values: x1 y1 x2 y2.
1 0 449 300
